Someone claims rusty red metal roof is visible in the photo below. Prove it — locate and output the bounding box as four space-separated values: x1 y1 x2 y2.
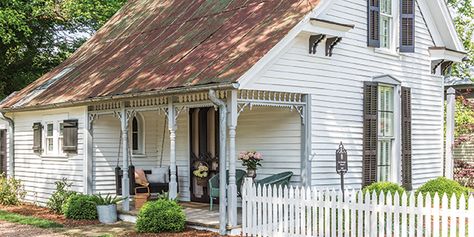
1 0 320 110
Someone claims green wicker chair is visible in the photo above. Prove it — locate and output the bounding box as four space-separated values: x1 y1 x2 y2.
208 169 246 211
255 171 293 187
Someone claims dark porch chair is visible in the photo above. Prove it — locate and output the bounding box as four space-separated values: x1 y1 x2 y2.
208 169 247 210
255 171 293 187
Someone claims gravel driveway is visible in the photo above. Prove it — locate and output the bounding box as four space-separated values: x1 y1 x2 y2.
0 221 66 237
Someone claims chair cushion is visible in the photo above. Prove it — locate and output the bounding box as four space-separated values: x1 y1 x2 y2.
147 173 167 183
152 167 169 183
135 169 149 186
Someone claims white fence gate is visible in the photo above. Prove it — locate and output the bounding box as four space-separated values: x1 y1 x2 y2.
241 182 474 237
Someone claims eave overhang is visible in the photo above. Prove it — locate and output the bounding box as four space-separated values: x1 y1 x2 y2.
0 82 240 113
429 46 467 75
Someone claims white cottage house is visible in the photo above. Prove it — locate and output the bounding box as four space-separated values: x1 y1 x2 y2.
0 0 466 232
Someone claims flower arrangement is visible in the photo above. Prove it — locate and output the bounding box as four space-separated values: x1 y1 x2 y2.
238 151 263 170
193 164 209 178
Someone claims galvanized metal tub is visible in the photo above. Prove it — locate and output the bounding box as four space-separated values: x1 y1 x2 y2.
96 204 118 224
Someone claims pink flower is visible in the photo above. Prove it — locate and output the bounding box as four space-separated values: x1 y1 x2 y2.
254 152 263 160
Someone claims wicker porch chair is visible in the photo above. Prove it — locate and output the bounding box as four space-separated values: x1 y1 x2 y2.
255 171 293 187
208 169 246 211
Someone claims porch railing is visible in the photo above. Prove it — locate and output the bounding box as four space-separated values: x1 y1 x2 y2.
241 182 474 237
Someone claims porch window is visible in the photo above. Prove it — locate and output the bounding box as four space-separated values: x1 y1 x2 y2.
377 85 394 181
130 114 145 155
380 0 393 49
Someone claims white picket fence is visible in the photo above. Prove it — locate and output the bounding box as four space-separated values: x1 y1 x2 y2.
241 182 474 237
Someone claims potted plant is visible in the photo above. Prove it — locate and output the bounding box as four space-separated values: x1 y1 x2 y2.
239 151 263 178
193 164 209 185
90 194 124 224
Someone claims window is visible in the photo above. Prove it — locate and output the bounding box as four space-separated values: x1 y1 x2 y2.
380 0 393 49
377 85 395 181
43 121 68 156
130 114 144 155
46 123 54 153
59 123 64 153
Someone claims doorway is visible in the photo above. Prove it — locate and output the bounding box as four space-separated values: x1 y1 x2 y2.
0 130 6 175
189 107 219 203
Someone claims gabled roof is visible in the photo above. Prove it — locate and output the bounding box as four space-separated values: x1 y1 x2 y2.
1 0 319 110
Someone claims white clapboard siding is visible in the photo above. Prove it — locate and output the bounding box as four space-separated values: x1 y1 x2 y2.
243 0 443 189
10 107 87 204
242 182 474 237
92 111 190 201
236 107 302 184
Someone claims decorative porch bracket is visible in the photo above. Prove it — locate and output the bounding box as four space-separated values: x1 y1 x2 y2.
309 34 326 54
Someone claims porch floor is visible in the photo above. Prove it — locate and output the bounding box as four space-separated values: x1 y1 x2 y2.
118 201 242 230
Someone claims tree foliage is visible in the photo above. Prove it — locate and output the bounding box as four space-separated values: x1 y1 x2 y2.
447 0 474 79
0 0 126 100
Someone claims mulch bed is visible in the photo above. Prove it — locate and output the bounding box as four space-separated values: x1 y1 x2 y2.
0 204 227 236
125 228 223 237
0 203 99 227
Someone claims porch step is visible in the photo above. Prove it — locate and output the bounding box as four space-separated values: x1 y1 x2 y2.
117 210 242 235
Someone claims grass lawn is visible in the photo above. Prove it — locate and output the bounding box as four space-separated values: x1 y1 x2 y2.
0 210 63 229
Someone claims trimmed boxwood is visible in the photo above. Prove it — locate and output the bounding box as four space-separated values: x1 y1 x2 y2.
416 177 472 200
135 199 185 233
62 194 97 220
363 182 406 196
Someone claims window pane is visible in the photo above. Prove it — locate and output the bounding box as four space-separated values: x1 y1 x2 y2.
59 123 64 136
381 0 392 14
47 138 53 151
377 140 392 182
378 86 394 137
47 124 53 137
381 17 390 48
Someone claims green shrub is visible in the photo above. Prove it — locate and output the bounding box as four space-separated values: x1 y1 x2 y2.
136 199 185 233
416 177 472 200
362 182 405 197
47 178 76 214
62 194 97 220
0 174 26 205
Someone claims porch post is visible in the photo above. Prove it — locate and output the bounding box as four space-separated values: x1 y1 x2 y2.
84 112 95 194
445 88 455 179
120 103 130 211
301 95 312 187
209 90 227 235
167 99 178 200
227 90 238 227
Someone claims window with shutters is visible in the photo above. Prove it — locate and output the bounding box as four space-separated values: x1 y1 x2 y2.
364 77 410 188
377 85 395 181
41 120 68 157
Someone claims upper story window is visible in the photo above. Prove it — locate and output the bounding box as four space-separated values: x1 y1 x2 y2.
380 0 393 49
368 0 415 53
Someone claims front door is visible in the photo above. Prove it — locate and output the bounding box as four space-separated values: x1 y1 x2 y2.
189 108 219 203
0 130 7 175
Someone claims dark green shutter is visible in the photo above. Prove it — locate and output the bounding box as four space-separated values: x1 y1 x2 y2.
401 87 413 190
363 82 378 187
32 123 42 152
400 0 415 52
0 130 6 175
63 120 78 153
368 0 380 47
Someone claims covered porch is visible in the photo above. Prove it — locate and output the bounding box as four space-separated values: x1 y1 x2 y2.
86 89 310 234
